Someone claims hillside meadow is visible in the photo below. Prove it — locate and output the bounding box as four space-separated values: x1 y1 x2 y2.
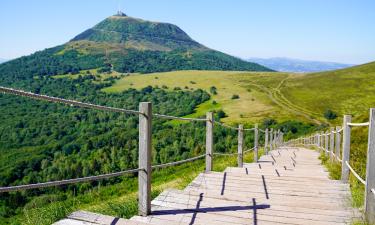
102 62 375 127
102 70 307 125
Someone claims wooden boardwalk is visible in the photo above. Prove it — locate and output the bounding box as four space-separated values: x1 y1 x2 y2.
56 147 360 225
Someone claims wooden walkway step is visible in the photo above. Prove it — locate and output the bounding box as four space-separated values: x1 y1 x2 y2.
56 147 361 224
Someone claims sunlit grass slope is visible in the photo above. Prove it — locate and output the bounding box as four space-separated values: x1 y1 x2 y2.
281 62 375 124
102 70 304 124
102 62 375 126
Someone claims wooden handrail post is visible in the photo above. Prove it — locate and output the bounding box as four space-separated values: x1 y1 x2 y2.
254 124 259 162
365 108 375 223
138 102 152 216
325 131 329 156
238 124 244 167
316 133 320 150
265 128 269 155
330 127 335 162
341 115 352 183
270 128 273 152
206 112 214 172
335 126 341 160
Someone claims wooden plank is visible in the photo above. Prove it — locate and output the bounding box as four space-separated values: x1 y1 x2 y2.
53 219 97 225
66 211 147 225
149 190 351 225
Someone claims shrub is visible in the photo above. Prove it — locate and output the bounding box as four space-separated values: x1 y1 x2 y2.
216 110 227 119
190 81 196 84
210 86 217 95
324 109 337 120
212 100 217 105
231 94 239 99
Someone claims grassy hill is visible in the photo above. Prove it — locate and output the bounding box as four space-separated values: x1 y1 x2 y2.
104 62 375 126
280 61 375 123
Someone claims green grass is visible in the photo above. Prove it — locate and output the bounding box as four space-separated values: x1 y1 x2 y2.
6 149 260 225
100 62 375 127
281 62 375 124
102 70 307 124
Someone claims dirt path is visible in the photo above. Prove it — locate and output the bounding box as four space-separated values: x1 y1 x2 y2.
246 76 323 125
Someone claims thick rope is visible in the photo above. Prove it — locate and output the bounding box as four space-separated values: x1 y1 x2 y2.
244 147 255 153
214 152 238 156
0 153 208 192
244 128 256 131
153 113 207 122
214 121 240 131
345 161 366 185
152 154 205 169
0 168 140 193
347 122 370 127
0 86 141 115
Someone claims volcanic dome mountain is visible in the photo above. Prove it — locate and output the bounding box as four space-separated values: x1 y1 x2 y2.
0 13 271 81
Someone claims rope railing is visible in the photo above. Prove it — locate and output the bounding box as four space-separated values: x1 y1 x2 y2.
345 161 366 185
244 147 255 153
347 122 370 127
244 128 256 131
213 121 240 130
153 113 207 122
214 152 238 156
0 168 141 193
0 153 207 193
0 86 141 115
151 154 206 169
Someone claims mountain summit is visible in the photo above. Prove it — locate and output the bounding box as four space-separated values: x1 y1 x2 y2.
0 14 271 79
70 14 206 51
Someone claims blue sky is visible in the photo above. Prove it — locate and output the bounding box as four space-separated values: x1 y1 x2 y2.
0 0 374 64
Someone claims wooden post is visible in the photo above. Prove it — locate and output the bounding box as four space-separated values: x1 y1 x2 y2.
341 115 351 183
254 124 259 162
317 134 320 148
270 128 273 152
206 112 214 172
325 132 329 156
265 128 269 155
238 124 244 167
335 126 341 160
330 127 335 161
365 108 375 223
138 102 152 216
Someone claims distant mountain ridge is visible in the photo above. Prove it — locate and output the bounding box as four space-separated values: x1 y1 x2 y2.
0 59 8 64
247 57 354 73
